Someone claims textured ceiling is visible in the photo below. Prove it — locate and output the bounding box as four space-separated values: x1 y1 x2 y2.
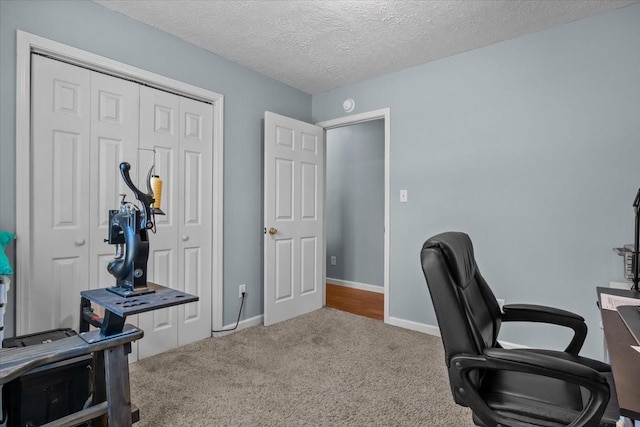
94 0 638 95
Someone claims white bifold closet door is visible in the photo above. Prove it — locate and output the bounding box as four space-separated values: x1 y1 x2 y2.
137 86 212 358
27 55 212 360
30 55 92 333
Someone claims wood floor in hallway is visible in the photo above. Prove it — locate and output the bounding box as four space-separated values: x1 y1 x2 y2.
325 283 383 321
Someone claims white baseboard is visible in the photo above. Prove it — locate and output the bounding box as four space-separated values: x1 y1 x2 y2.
212 314 263 337
387 316 441 336
212 310 531 350
385 316 528 350
326 278 384 294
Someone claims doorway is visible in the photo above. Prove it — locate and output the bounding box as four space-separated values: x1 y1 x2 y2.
318 109 390 323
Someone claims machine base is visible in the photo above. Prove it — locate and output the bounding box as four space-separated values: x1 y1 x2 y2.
106 285 156 298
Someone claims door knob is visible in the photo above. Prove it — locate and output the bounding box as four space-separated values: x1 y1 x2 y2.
268 227 278 235
75 239 86 246
181 235 189 241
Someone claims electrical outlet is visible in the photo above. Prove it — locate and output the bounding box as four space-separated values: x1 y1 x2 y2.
239 284 246 298
330 256 337 266
497 298 506 311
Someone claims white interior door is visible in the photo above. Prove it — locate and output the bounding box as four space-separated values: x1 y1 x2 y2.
89 71 140 359
89 72 139 290
29 55 91 333
138 86 180 358
264 112 324 326
177 97 212 346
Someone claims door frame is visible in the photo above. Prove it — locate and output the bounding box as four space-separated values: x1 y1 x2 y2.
15 30 225 334
317 108 390 323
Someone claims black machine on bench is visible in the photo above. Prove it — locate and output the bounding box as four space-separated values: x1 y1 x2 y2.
81 161 197 339
1 161 198 427
106 161 164 297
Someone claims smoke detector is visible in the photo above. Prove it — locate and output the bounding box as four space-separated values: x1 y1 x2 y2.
342 98 355 113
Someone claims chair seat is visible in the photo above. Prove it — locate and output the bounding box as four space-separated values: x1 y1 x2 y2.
472 369 618 427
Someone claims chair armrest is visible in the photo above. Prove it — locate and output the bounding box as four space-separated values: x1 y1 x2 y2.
501 303 587 354
450 349 610 427
483 348 604 384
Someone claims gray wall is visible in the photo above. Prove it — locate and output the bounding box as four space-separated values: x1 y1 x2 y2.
2 0 639 359
326 120 384 287
313 4 640 359
0 0 312 334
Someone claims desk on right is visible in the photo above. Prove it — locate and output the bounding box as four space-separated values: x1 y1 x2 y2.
597 287 640 421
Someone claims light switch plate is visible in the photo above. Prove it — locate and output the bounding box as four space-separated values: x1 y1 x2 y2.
400 189 408 202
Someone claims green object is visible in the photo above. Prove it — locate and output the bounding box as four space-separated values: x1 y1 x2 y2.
0 229 16 275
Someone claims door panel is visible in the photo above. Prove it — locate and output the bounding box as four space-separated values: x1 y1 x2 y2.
89 70 141 360
182 247 201 322
300 237 317 294
30 55 91 333
89 71 139 291
301 162 317 219
264 112 324 326
275 239 294 301
177 97 212 346
138 86 180 359
276 159 294 219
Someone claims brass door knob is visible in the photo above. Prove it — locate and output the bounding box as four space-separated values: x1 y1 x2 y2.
268 227 278 235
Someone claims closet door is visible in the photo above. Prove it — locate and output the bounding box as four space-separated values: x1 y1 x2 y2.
28 56 213 357
89 72 140 291
29 55 91 333
29 57 141 334
178 97 212 345
137 88 214 355
138 86 180 358
89 71 141 360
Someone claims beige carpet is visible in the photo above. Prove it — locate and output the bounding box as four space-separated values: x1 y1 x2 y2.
129 308 473 426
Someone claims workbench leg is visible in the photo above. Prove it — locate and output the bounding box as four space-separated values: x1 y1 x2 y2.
105 344 133 427
93 351 108 427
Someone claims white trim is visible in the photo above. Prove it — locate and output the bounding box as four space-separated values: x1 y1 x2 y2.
211 314 263 337
15 30 224 334
387 316 442 336
211 96 224 332
326 278 384 294
15 31 31 336
317 108 391 323
387 316 529 350
318 108 390 129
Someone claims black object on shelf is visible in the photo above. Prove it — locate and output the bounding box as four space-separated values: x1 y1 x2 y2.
2 328 77 348
2 328 92 427
633 187 639 291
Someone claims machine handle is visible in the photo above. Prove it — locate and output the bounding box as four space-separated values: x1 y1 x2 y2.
119 162 154 229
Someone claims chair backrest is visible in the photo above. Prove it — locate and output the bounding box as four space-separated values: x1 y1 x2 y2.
421 232 503 367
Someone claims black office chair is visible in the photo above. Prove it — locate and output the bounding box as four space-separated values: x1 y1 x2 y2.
420 231 619 427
